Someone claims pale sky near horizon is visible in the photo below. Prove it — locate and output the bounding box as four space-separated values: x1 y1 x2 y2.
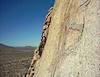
0 0 54 47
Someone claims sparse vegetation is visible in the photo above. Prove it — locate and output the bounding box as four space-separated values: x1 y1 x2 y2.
0 44 35 77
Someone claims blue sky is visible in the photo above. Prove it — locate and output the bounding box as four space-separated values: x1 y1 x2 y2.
0 0 54 46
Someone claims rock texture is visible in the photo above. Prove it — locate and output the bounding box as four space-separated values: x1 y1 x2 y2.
26 0 100 77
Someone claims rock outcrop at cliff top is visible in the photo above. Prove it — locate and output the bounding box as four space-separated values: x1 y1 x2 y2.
26 0 100 77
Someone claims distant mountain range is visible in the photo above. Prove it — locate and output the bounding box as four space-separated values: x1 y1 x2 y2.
0 43 36 52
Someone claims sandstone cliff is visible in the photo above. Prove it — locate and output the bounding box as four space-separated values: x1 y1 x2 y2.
26 0 100 77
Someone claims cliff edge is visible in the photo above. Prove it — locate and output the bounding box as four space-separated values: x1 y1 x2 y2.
26 0 100 77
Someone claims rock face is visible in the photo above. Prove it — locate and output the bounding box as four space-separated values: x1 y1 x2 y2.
27 0 100 77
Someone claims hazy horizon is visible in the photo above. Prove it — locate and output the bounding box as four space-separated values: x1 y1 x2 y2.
0 43 37 47
0 0 54 47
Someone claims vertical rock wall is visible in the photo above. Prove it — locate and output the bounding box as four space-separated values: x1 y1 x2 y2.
27 0 100 77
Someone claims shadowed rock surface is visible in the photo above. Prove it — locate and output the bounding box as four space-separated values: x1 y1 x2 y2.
27 0 100 77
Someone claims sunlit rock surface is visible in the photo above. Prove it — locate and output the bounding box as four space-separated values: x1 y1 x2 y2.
27 0 100 77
